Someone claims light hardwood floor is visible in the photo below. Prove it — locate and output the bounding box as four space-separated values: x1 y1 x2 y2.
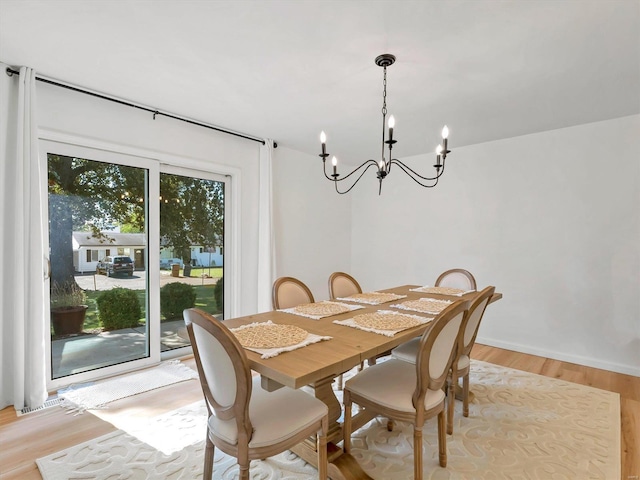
0 345 638 480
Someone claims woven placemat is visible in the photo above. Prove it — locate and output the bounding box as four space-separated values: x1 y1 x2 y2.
411 286 469 296
394 298 452 314
343 292 407 304
232 323 308 349
353 312 421 330
293 302 351 317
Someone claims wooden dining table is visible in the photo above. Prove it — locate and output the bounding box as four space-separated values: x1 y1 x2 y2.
223 284 501 480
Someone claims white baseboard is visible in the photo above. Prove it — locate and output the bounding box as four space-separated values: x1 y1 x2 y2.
476 336 640 378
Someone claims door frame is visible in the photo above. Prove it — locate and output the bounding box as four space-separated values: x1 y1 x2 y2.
39 130 241 390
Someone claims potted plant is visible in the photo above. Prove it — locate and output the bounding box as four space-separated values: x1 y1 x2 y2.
50 281 88 336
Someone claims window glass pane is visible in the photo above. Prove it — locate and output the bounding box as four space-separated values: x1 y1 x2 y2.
159 172 224 352
48 154 149 379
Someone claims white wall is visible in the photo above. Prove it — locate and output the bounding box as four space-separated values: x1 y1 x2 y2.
351 115 640 376
35 80 263 316
272 146 351 301
8 62 637 375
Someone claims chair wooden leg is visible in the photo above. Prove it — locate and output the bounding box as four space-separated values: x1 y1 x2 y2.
317 417 328 479
413 425 423 480
463 373 470 417
204 435 214 480
238 445 250 480
343 391 352 454
336 374 344 390
437 410 447 467
447 378 455 435
239 465 249 480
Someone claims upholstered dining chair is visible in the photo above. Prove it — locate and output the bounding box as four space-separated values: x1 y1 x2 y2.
184 308 329 480
435 268 477 291
272 276 315 310
342 300 470 478
328 271 362 300
391 286 496 434
328 272 363 390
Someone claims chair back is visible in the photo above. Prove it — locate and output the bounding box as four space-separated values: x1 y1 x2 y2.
183 308 253 439
328 272 362 299
414 300 470 402
460 286 495 357
272 276 315 309
435 268 477 291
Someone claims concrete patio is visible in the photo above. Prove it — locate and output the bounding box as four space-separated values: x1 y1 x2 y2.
51 270 221 379
51 319 192 378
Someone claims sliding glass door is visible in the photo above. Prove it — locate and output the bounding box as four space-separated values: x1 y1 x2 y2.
42 139 230 389
158 168 226 353
47 151 152 380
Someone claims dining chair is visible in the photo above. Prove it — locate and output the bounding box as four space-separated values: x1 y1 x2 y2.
272 276 315 310
184 308 329 480
328 272 364 390
328 271 362 299
391 286 496 434
342 300 470 478
435 268 477 291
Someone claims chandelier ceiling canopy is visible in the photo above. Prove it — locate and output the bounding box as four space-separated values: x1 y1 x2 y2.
319 54 452 195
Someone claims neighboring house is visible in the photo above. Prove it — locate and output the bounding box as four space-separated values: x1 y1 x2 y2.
72 232 146 273
190 244 224 267
72 232 223 273
159 240 224 268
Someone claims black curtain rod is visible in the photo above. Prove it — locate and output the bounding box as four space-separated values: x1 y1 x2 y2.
6 67 274 147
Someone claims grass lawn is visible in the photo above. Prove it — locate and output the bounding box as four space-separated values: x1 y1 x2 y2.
162 266 223 279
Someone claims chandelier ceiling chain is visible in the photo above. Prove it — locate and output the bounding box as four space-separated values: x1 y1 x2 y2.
319 53 452 195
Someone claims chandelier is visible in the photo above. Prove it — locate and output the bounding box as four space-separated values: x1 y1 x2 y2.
319 54 452 195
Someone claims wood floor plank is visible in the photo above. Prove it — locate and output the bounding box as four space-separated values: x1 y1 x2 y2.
0 350 637 480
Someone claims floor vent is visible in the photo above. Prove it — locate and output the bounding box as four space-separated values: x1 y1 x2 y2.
17 397 63 416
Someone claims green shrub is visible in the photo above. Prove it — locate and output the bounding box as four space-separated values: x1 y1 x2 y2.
161 282 196 320
214 276 223 313
96 288 141 330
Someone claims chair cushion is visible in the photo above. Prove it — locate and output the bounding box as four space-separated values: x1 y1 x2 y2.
391 337 419 364
457 354 470 371
209 376 328 448
392 341 471 372
344 359 445 413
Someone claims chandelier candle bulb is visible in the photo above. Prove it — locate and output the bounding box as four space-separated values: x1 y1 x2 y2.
320 131 327 156
332 156 338 176
436 144 443 167
388 115 395 143
442 125 449 152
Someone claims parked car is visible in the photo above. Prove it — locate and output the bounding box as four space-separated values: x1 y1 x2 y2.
96 256 134 277
160 258 184 269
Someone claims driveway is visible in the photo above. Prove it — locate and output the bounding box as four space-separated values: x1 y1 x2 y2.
75 270 220 291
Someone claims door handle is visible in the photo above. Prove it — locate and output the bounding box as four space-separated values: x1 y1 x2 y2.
44 257 51 280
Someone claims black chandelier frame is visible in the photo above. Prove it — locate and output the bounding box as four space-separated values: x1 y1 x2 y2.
319 53 451 195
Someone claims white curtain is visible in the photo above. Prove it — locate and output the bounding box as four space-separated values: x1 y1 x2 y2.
256 139 275 312
0 66 48 410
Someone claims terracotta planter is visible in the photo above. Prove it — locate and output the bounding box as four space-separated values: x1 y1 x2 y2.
51 305 88 336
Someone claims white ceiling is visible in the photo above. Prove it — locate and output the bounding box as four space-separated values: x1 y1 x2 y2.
1 0 638 163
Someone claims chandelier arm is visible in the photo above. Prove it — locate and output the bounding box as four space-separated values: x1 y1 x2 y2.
390 160 442 188
389 158 446 182
334 162 380 194
323 159 379 182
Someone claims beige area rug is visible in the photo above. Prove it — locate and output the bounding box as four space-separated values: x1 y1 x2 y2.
57 360 199 414
37 361 620 479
